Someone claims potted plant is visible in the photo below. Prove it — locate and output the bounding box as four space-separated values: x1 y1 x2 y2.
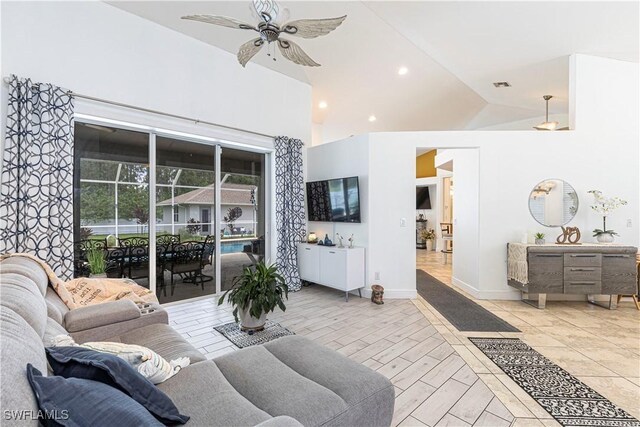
218 262 288 331
588 190 628 243
534 233 545 245
420 228 436 251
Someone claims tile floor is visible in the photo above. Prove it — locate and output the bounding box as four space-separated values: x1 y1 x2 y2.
416 248 640 423
164 250 639 427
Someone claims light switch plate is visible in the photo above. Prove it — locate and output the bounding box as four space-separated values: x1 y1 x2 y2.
400 218 407 227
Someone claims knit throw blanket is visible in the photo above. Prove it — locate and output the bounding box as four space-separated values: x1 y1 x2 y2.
0 253 158 309
507 244 529 284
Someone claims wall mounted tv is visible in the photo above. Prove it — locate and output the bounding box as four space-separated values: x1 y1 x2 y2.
306 176 361 223
416 187 431 209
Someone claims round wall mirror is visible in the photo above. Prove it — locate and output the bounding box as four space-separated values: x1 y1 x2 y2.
528 179 579 227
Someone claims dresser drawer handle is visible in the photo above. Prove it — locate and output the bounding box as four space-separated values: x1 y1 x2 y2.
305 248 311 251
329 251 336 254
603 254 630 258
535 254 562 257
569 282 597 286
570 268 595 272
570 254 597 258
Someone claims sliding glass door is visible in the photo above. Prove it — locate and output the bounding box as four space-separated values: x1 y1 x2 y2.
73 120 269 303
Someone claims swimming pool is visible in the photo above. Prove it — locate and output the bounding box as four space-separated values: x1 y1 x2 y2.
221 240 252 254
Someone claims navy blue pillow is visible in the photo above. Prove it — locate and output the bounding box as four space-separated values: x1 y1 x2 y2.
45 347 189 425
26 364 163 427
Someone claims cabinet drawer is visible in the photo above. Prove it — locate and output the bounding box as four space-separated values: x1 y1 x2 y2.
564 253 601 267
601 253 637 294
564 280 602 294
527 252 563 293
564 267 601 282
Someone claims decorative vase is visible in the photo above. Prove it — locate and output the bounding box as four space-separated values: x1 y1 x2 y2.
535 239 545 245
426 240 433 251
238 305 267 332
596 234 614 244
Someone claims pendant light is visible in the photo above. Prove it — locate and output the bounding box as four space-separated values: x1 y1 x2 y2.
534 95 560 131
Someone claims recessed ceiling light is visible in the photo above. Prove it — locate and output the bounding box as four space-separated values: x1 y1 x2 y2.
318 101 328 109
493 81 511 88
368 115 377 122
398 66 408 76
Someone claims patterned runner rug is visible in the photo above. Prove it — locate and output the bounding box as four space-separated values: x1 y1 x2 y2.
469 337 639 427
215 320 294 348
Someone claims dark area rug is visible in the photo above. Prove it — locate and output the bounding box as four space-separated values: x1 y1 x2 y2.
470 337 640 427
416 269 519 332
214 320 294 348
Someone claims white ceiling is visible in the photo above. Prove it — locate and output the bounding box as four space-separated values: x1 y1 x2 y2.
106 1 639 142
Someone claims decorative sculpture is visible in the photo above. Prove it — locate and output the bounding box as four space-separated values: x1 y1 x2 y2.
556 226 581 244
348 234 354 249
371 285 384 305
335 233 344 248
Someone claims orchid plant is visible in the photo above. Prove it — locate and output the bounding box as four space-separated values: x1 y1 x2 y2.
588 190 627 237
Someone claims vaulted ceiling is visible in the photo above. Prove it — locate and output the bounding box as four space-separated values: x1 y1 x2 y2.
107 1 638 143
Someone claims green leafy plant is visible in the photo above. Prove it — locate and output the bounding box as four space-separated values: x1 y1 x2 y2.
218 262 288 323
535 232 545 239
592 229 618 237
420 228 436 240
86 248 106 275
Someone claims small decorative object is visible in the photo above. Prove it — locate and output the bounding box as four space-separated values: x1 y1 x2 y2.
520 232 528 244
335 233 344 248
348 234 354 249
323 234 333 246
371 284 384 305
534 233 546 245
317 239 324 246
181 1 346 68
588 190 627 243
418 213 424 221
556 226 581 244
419 228 436 251
217 262 288 332
307 232 317 244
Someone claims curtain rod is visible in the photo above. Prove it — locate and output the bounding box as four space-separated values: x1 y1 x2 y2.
2 76 275 140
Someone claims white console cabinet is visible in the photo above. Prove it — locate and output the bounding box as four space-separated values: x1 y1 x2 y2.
297 243 365 301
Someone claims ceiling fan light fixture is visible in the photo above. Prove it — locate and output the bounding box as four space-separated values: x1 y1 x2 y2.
534 121 560 131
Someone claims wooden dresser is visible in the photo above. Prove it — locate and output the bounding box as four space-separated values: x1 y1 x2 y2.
507 243 638 309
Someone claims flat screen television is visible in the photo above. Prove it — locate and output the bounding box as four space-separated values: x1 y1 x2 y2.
306 176 361 223
416 187 431 209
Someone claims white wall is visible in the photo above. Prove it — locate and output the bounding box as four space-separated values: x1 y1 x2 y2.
308 54 639 299
0 1 311 143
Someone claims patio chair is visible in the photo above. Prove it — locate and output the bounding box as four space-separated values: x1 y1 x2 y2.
118 236 149 248
166 241 206 296
124 245 164 290
156 234 180 246
73 240 107 278
105 247 126 278
201 235 215 269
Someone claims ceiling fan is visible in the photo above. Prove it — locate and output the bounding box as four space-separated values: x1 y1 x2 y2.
533 95 569 131
182 0 346 68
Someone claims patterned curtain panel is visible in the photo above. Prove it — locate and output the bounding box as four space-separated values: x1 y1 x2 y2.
0 75 75 279
274 136 306 292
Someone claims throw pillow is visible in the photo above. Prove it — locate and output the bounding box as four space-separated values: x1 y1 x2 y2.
49 335 190 384
26 364 163 427
45 347 189 425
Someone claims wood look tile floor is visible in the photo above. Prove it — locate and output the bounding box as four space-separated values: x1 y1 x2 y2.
416 248 640 424
166 285 515 427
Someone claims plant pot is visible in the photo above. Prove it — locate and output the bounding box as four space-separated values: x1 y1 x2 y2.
596 234 615 244
238 305 267 332
426 240 434 251
535 239 545 245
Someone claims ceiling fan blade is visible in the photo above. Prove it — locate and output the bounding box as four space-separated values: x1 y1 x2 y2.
237 38 264 67
252 0 281 22
277 39 320 67
281 16 347 39
181 15 256 31
557 126 570 131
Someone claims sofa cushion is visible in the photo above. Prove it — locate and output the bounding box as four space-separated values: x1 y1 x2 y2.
26 364 163 427
0 257 49 296
113 323 207 363
43 318 69 346
0 273 48 338
263 335 395 427
157 361 272 427
45 288 67 325
0 307 48 427
214 345 349 426
45 346 189 425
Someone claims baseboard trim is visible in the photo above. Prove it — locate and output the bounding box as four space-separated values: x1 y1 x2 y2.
360 288 417 300
451 277 521 300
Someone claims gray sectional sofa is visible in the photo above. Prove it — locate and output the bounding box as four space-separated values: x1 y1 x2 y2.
0 256 395 426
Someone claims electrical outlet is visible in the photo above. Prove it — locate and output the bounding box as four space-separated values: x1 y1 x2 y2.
400 218 407 227
627 219 633 228
374 272 380 280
